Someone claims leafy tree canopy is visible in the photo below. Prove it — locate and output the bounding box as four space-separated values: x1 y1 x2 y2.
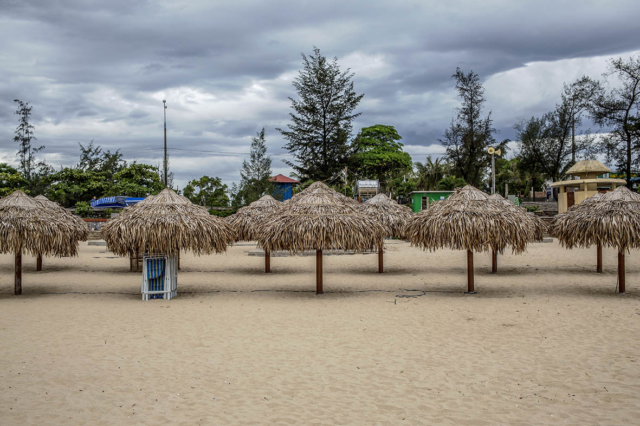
184 176 229 207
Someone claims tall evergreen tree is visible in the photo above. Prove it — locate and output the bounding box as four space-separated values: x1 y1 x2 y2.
440 68 495 187
234 127 273 205
278 47 364 181
13 99 45 182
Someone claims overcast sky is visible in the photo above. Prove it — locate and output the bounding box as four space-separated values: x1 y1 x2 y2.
1 0 639 189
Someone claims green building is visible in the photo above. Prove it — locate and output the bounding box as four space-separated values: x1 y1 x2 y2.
409 191 455 213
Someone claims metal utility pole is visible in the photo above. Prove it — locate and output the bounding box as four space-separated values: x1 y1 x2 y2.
571 118 575 163
491 153 495 195
163 99 168 187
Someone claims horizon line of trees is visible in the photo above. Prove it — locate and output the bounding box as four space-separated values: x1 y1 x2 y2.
3 50 639 209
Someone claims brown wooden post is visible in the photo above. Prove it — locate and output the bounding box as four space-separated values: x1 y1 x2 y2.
466 250 475 294
618 251 625 294
596 244 602 273
265 250 271 273
378 247 383 273
491 250 497 273
178 251 181 271
15 249 22 295
129 251 134 272
36 254 43 271
316 249 323 294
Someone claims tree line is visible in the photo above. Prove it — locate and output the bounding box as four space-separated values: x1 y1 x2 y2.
2 50 638 210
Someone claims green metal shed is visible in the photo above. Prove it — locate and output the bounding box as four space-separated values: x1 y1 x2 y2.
410 191 455 212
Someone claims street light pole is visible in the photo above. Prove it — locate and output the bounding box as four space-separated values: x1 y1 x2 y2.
491 152 495 195
163 100 168 187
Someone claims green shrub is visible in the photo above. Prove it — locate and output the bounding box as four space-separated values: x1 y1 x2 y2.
75 201 93 218
525 205 540 213
209 209 236 218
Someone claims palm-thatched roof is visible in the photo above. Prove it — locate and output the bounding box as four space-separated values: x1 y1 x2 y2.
34 195 89 241
406 185 533 254
286 181 358 205
361 193 412 239
0 191 83 257
226 194 281 241
551 186 640 251
566 159 611 176
258 190 385 253
101 188 235 256
489 193 546 242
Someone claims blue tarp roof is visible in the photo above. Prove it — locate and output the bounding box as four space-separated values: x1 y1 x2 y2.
90 196 146 208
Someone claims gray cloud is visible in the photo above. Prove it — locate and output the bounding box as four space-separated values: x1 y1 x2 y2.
0 0 639 188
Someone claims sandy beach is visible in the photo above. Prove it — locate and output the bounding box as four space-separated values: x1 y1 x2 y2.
0 239 639 425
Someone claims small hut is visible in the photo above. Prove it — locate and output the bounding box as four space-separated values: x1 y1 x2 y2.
552 186 640 293
226 195 281 272
361 193 412 273
0 191 84 295
258 188 385 294
406 185 533 293
34 195 89 271
488 193 546 273
101 188 235 299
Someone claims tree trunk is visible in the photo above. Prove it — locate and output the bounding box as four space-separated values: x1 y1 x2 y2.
316 250 323 294
466 250 475 294
36 254 42 271
265 250 271 273
15 249 22 295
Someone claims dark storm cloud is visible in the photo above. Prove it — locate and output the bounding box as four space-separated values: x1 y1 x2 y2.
1 0 639 187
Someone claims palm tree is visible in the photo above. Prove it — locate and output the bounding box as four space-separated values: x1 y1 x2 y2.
415 156 447 190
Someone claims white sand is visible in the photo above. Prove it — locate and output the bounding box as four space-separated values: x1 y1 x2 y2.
0 240 639 425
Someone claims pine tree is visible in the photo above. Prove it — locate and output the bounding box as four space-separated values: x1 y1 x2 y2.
278 47 364 181
13 99 44 182
235 127 273 205
440 69 495 187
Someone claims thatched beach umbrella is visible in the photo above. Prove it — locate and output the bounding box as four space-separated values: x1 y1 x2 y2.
361 193 412 273
33 195 89 271
488 193 546 273
406 185 533 293
258 188 386 294
286 181 359 205
551 186 640 293
226 194 281 272
0 191 83 295
101 187 234 258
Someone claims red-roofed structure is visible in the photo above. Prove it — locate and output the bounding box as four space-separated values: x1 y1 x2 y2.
269 174 300 200
269 174 300 184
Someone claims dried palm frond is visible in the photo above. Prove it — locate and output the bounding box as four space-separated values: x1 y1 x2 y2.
101 188 235 256
406 185 533 254
361 193 412 238
552 186 640 251
0 191 82 257
34 195 89 241
258 190 385 253
489 193 546 242
226 194 282 241
286 181 358 205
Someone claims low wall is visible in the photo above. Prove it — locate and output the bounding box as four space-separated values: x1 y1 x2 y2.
521 201 558 215
83 218 108 231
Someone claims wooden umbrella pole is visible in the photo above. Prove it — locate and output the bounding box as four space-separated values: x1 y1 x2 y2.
265 250 271 273
466 250 476 294
178 251 181 271
316 249 323 294
597 244 602 273
618 251 625 294
378 246 383 274
15 249 22 296
491 249 497 273
36 254 42 271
